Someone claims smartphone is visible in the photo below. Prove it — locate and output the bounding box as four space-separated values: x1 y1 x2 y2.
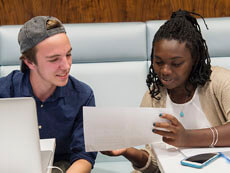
181 152 221 168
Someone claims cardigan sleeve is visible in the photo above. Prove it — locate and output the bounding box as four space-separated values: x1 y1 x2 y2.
132 144 159 173
213 67 230 123
199 66 230 125
140 91 153 107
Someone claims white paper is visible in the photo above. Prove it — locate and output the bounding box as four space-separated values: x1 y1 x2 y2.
83 107 173 152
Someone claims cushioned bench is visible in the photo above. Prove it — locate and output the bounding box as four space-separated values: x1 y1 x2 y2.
0 17 230 173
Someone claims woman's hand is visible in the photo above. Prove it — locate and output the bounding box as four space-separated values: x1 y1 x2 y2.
153 113 189 147
101 148 127 157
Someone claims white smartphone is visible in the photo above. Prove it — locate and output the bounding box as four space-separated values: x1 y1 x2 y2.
181 152 221 168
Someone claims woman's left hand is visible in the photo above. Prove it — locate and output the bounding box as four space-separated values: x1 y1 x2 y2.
153 113 189 147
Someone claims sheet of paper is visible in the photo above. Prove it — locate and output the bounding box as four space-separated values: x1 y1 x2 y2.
83 107 173 152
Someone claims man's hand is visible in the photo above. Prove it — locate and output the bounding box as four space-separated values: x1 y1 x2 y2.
101 148 127 156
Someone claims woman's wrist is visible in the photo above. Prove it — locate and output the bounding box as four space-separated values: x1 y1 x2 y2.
123 148 149 168
182 129 192 147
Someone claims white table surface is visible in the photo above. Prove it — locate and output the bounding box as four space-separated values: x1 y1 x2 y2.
40 138 56 173
40 138 56 151
152 142 230 173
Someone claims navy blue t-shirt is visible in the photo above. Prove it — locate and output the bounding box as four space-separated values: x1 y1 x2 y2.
0 70 97 166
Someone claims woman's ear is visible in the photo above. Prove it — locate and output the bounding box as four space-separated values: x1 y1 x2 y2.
23 58 36 70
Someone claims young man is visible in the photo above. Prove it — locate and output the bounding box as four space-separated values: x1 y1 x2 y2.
0 16 97 173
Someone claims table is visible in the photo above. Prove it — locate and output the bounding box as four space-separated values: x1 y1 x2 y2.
40 138 56 173
152 142 230 173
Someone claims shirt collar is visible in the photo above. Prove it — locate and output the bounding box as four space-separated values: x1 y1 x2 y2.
22 71 66 102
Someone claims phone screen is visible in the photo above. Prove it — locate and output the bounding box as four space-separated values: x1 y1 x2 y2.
186 153 217 164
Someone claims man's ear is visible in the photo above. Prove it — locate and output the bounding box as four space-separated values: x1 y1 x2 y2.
23 59 36 70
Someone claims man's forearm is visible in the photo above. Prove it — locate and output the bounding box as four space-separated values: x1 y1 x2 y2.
66 159 92 173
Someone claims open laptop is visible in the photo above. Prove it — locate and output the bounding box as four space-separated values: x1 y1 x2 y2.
0 97 53 173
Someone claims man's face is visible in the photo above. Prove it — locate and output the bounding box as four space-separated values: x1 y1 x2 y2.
31 33 72 88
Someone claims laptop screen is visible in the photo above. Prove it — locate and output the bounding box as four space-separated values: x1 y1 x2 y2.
0 97 43 173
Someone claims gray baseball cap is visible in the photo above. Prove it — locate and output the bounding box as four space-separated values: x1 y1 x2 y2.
18 16 66 53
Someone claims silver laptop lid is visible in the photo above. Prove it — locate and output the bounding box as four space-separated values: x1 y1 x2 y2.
0 97 43 173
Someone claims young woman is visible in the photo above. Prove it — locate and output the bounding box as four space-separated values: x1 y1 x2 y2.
102 10 230 172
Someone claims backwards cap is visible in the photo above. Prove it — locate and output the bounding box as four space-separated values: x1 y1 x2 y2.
18 16 66 53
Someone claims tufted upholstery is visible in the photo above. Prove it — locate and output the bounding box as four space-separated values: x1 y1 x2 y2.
0 17 230 172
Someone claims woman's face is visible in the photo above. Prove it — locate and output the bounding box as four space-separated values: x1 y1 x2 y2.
153 39 194 91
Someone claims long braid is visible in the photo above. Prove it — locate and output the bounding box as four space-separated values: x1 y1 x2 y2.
147 10 212 100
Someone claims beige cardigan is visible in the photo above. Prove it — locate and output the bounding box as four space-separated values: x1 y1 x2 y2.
133 66 230 173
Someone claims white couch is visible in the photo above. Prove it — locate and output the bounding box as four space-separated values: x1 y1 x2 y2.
0 17 230 172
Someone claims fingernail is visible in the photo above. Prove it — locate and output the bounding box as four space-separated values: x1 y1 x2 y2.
153 122 156 126
159 113 162 117
152 129 155 132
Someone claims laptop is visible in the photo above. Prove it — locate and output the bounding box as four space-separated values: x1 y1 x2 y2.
0 97 53 173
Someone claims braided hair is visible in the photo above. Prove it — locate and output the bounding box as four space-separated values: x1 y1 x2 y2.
146 10 212 100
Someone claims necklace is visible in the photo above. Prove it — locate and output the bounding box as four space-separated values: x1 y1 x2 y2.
179 94 190 117
180 106 186 117
168 90 190 118
168 86 196 118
